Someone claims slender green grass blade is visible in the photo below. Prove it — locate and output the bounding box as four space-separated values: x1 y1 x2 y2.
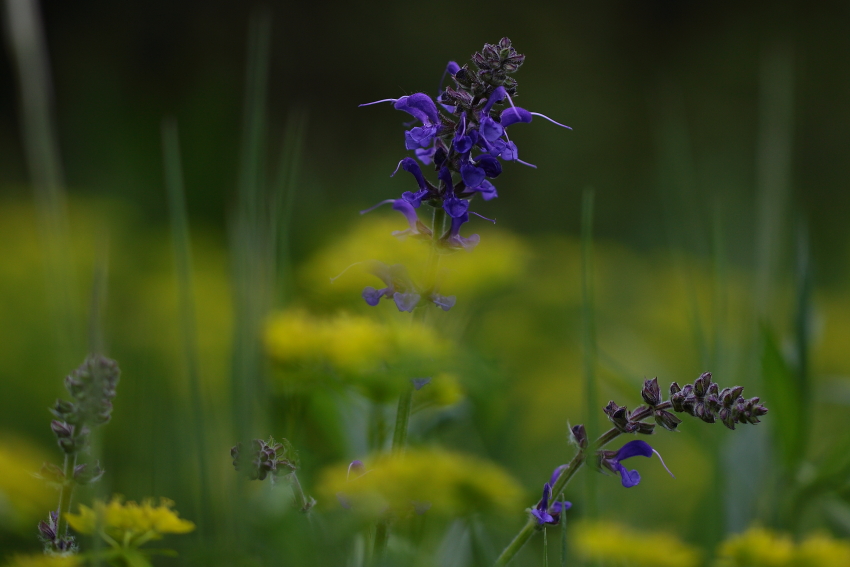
162 119 211 534
3 0 81 368
580 187 598 519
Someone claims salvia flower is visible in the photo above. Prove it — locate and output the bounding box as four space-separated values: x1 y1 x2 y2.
531 466 572 525
231 437 298 482
359 37 570 260
598 440 674 488
37 511 76 554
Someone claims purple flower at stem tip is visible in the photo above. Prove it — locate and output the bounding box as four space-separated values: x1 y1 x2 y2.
532 477 571 526
603 440 674 488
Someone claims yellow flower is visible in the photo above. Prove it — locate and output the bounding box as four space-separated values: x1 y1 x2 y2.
796 532 850 567
714 526 794 567
0 433 56 532
65 496 194 548
317 447 522 520
572 520 701 567
265 309 454 401
2 555 81 567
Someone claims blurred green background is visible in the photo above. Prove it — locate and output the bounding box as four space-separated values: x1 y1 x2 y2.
2 0 850 565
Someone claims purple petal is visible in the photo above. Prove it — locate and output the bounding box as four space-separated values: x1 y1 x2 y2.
469 180 498 201
532 508 555 525
402 189 429 208
482 86 507 115
392 199 421 229
431 294 456 311
446 61 460 75
411 377 432 390
475 155 502 178
438 167 454 191
460 164 485 188
393 93 439 125
393 292 421 312
550 501 572 514
392 157 429 191
500 107 533 128
616 463 642 488
443 195 469 218
405 125 438 149
453 130 479 155
537 482 552 512
480 117 504 141
501 141 519 161
549 464 567 487
362 287 384 306
415 146 437 165
615 440 654 461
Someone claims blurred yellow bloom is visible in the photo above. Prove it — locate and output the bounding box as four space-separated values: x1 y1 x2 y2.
317 447 522 520
298 214 528 307
715 526 850 567
0 434 55 532
65 496 194 548
572 520 701 567
2 555 81 567
265 309 454 401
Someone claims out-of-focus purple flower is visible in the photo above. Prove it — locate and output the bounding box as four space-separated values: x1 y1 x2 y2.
361 261 422 312
411 377 432 390
599 440 674 488
430 293 457 311
531 475 571 526
360 198 432 240
443 213 480 252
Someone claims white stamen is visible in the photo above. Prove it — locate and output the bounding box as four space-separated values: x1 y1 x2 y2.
359 199 395 215
529 112 572 130
358 98 397 107
652 449 675 478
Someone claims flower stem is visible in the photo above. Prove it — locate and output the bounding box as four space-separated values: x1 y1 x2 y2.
494 403 672 566
391 382 414 455
372 520 390 564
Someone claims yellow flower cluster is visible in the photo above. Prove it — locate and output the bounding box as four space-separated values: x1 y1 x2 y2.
2 555 81 567
317 447 523 520
715 526 850 567
264 309 457 402
0 434 55 532
65 496 194 548
298 215 528 308
571 520 702 567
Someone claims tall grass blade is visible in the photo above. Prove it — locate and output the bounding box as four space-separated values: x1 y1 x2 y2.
580 187 598 519
3 0 80 368
162 119 211 534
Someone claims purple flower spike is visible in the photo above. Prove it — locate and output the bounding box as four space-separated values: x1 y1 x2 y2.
393 292 421 312
602 440 674 488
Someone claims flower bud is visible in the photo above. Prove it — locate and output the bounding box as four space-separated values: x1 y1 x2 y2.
641 377 662 407
570 424 588 450
654 410 682 432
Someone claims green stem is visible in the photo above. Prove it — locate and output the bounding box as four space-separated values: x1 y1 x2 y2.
289 472 313 513
56 453 77 538
494 403 672 566
391 383 414 455
372 520 390 564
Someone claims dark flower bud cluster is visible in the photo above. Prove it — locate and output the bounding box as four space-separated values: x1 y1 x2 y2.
37 511 77 554
641 377 682 432
231 437 298 481
669 372 767 430
358 38 570 312
50 355 120 455
603 401 655 435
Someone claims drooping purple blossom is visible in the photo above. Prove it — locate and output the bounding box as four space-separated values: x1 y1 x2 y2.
599 440 674 488
531 469 572 525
